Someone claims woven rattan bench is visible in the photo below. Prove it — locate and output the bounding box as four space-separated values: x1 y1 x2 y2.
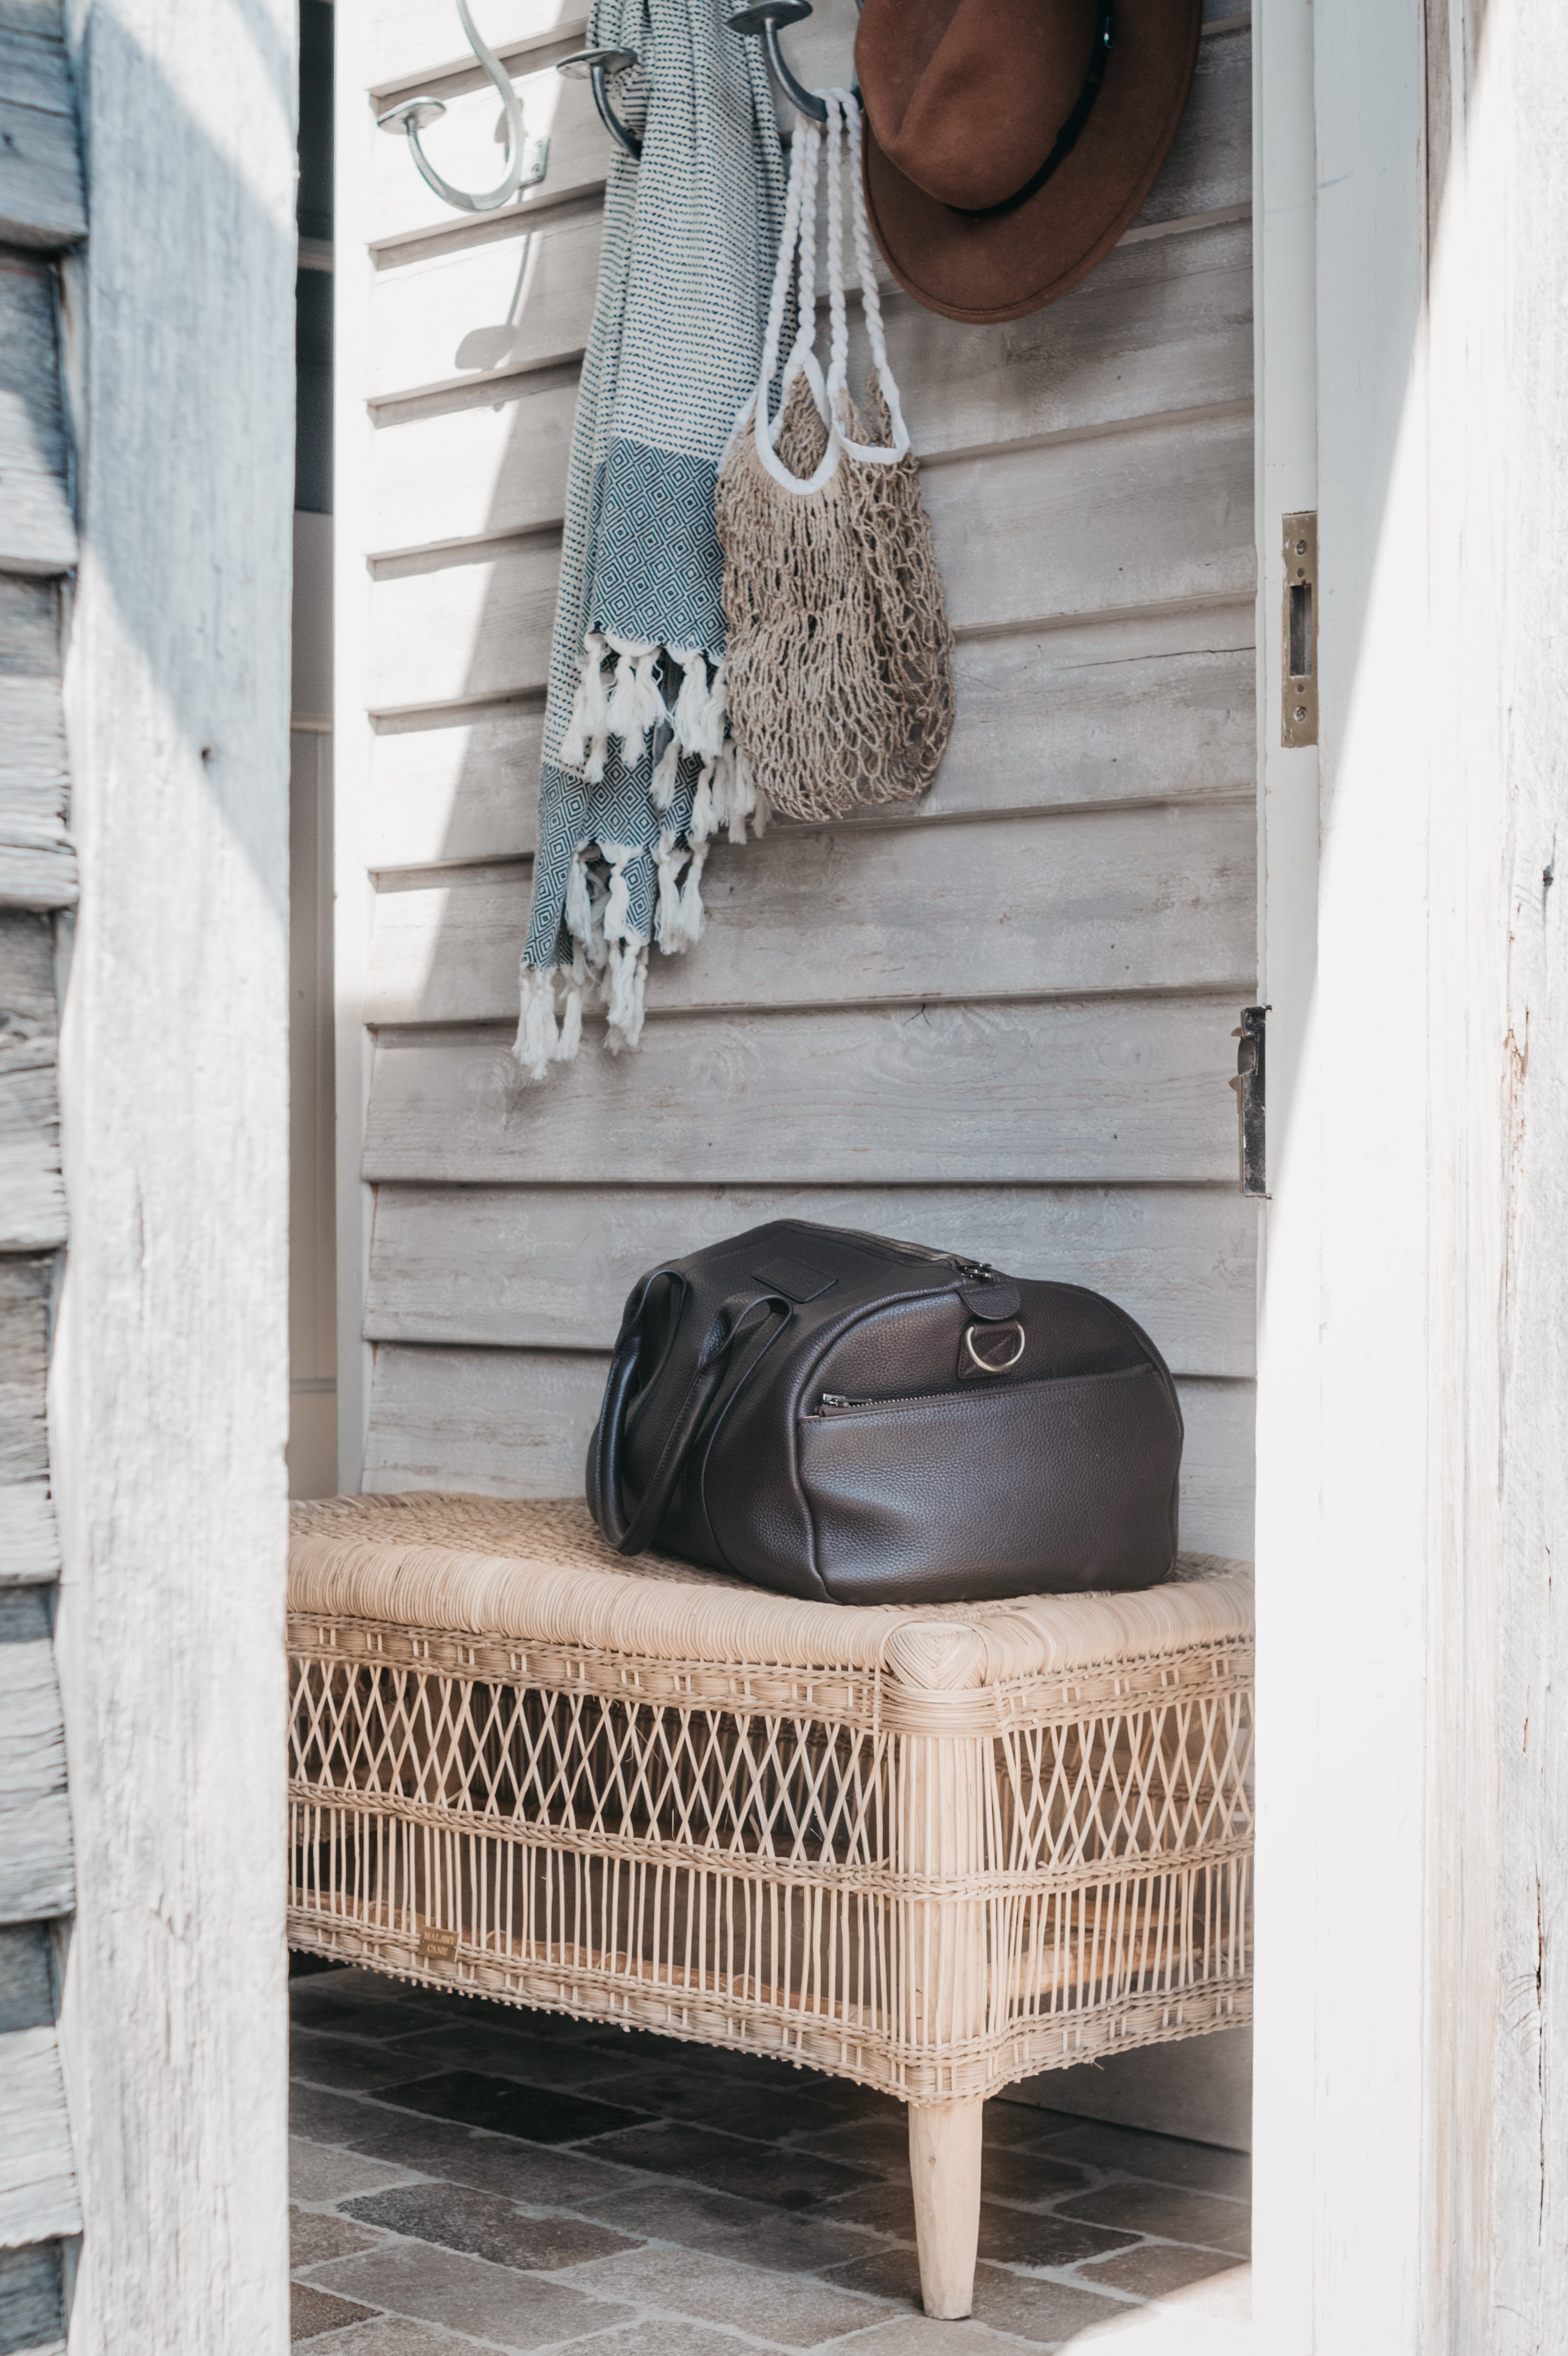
287 1494 1254 2318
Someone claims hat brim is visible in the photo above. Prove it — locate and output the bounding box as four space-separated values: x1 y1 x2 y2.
861 0 1204 326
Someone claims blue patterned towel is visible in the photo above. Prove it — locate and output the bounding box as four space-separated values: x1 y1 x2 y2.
514 0 788 1077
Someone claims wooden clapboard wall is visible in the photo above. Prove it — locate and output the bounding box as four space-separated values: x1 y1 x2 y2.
340 0 1259 1558
0 0 84 2344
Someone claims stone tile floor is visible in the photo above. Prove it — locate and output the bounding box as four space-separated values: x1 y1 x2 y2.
288 1964 1251 2354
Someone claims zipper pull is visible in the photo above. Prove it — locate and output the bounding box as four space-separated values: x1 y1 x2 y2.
817 1392 870 1412
949 1259 997 1282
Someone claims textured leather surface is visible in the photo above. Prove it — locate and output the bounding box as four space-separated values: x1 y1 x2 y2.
586 1219 1183 1604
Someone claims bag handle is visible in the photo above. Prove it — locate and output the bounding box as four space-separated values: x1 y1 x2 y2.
737 92 910 499
589 1280 793 1555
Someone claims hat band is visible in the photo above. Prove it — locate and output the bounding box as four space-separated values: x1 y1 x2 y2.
946 0 1114 222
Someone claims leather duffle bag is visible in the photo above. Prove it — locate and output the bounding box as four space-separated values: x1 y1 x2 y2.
586 1219 1183 1605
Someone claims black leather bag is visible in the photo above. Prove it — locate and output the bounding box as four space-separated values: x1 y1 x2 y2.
586 1220 1183 1604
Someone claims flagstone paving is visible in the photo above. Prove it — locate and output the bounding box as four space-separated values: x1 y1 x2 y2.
288 1963 1251 2351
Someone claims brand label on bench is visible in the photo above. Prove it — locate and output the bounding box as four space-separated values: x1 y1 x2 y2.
418 1924 459 1964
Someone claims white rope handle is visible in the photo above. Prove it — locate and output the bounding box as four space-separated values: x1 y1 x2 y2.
736 88 907 495
829 89 910 464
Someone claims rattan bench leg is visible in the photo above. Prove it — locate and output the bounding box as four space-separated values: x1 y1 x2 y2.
909 2097 984 2318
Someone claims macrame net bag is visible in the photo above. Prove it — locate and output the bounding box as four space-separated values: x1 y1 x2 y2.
717 91 954 823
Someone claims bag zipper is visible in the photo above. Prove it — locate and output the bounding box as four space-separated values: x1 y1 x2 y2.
791 1221 997 1284
809 1363 1149 1419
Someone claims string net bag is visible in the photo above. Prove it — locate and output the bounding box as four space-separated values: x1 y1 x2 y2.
717 91 954 823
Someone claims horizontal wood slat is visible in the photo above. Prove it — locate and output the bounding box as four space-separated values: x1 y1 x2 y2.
365 1181 1261 1376
365 605 1256 871
0 255 75 574
361 1340 1256 1561
367 34 1249 409
0 1589 72 1926
369 210 600 405
0 1924 78 2250
367 410 1254 714
370 60 607 252
370 0 584 95
0 544 72 911
0 575 58 670
0 1259 49 1487
0 2238 64 2351
364 994 1243 1187
0 29 84 252
365 801 1256 1026
0 1484 58 1589
0 914 62 1251
367 217 1251 559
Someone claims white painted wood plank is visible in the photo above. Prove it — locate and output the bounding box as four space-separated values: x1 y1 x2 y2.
365 607 1256 869
365 801 1257 1026
49 0 294 2338
363 994 1243 1186
0 1483 57 1589
927 409 1255 638
0 1589 71 1925
0 915 61 1251
0 29 84 252
368 209 602 405
366 533 559 713
370 371 578 556
0 575 56 669
0 1055 61 1251
362 1338 1254 1560
366 410 1254 713
366 217 1251 559
369 62 607 253
0 2025 78 2246
0 673 74 911
364 1180 1260 1376
0 2237 64 2351
370 0 584 95
0 1257 49 1486
0 1926 78 2251
0 254 75 574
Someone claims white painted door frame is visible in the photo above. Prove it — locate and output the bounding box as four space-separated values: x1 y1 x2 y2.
1254 0 1568 2344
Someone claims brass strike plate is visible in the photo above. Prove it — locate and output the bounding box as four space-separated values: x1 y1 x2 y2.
1281 511 1318 748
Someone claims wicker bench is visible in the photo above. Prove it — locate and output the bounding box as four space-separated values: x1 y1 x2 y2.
287 1493 1254 2318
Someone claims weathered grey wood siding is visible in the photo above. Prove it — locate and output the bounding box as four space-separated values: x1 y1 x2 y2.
346 0 1259 1563
0 3 82 2343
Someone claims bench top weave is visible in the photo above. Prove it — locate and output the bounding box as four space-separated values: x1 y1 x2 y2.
290 1494 1252 1692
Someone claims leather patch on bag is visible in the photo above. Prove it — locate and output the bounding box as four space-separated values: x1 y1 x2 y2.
752 1255 837 1303
958 1277 1021 1320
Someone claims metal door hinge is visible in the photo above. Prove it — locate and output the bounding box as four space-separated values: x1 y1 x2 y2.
1281 512 1317 747
1231 1005 1268 1196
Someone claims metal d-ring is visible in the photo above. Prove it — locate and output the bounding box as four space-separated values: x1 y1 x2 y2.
963 1321 1027 1376
376 0 549 214
726 1 829 126
556 47 644 160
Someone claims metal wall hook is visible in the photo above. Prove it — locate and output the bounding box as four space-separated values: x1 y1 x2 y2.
727 1 829 126
556 47 644 160
376 0 549 215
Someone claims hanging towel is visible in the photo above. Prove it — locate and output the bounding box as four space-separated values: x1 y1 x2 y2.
514 0 788 1078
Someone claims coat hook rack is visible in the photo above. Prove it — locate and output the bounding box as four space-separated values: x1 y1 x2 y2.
555 47 644 160
727 1 828 125
377 0 549 213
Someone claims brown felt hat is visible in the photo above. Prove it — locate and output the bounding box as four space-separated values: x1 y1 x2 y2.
855 0 1202 325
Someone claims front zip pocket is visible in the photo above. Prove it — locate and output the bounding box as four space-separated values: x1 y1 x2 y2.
806 1364 1153 1420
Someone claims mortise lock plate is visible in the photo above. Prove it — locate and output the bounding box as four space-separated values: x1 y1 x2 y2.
1281 511 1318 747
1231 1005 1268 1196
